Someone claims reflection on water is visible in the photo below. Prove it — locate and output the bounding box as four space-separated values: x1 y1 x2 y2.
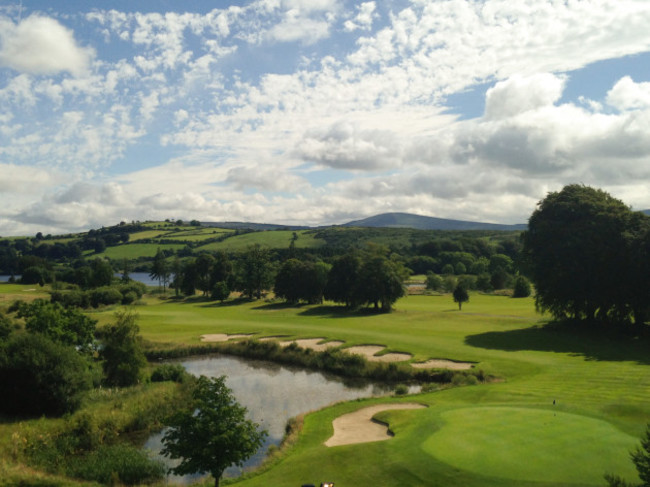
145 354 394 484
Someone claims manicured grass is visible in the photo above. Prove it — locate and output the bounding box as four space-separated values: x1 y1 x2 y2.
96 292 649 487
422 406 639 484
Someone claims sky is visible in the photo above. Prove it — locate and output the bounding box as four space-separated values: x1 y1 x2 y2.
1 0 650 236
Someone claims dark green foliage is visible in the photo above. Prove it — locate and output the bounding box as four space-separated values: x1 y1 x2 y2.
0 333 94 416
522 184 650 324
89 287 123 308
18 299 96 352
324 253 362 308
211 280 231 302
512 275 532 298
20 265 50 285
161 375 268 487
274 259 330 304
150 248 170 290
151 363 189 383
100 310 147 387
453 283 469 310
70 444 165 485
0 313 16 340
425 272 443 291
236 244 275 299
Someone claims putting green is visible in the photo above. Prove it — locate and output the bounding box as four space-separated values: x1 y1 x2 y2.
422 407 639 484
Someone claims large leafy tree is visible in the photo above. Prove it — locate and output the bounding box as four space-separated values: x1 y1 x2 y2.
161 375 268 487
324 252 362 308
522 184 648 324
236 245 274 299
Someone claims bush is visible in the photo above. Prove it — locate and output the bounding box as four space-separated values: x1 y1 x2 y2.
90 287 124 308
70 444 165 485
425 272 443 291
151 363 188 383
513 275 532 298
0 333 94 416
121 290 138 305
101 310 147 387
393 384 409 395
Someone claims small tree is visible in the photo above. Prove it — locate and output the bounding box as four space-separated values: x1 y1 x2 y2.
100 310 146 387
161 375 268 487
512 275 532 298
453 284 469 310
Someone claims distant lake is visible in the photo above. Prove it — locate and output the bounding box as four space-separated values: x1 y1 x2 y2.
145 354 400 485
116 272 159 287
0 275 19 283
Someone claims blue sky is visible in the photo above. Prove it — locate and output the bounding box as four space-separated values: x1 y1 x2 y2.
1 0 650 236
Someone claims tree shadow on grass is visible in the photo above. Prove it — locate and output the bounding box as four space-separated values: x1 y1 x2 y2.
298 305 388 319
465 321 650 365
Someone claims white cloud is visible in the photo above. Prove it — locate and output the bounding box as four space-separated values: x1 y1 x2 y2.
606 76 650 110
295 121 402 170
0 15 94 76
484 73 565 120
344 1 377 32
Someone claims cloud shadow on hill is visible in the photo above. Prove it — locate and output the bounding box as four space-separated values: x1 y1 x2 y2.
465 321 650 365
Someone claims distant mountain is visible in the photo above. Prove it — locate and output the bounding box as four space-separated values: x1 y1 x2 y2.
642 209 650 216
343 212 527 231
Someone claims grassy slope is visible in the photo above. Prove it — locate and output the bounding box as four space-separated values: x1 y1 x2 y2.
195 230 325 252
87 293 649 487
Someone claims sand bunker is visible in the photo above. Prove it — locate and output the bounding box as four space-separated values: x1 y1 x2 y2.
278 338 345 352
411 359 474 370
200 333 253 342
325 403 427 447
344 345 412 363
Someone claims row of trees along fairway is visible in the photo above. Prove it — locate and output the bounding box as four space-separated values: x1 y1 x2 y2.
522 184 650 325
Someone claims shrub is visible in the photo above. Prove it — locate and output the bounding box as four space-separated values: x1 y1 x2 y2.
100 310 147 387
393 384 409 395
425 272 443 291
70 444 166 485
151 363 188 383
90 287 123 308
513 275 532 298
0 333 94 416
121 290 138 305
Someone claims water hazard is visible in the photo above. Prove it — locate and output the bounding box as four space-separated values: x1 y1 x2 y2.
145 354 396 484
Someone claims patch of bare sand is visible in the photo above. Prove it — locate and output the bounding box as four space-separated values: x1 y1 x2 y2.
344 345 412 363
325 403 427 447
278 338 345 352
411 359 474 370
200 333 253 342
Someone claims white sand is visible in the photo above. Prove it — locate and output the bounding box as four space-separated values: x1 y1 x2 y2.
325 403 427 447
411 359 474 370
344 345 412 363
278 338 345 352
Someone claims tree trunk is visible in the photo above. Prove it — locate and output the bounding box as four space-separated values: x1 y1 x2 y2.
458 302 462 310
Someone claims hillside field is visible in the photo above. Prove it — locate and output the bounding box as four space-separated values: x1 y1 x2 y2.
80 290 650 487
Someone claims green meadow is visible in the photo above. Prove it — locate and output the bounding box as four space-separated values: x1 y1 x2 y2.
85 292 649 487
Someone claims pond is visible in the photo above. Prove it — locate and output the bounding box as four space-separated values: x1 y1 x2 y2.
145 354 401 484
115 272 159 287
